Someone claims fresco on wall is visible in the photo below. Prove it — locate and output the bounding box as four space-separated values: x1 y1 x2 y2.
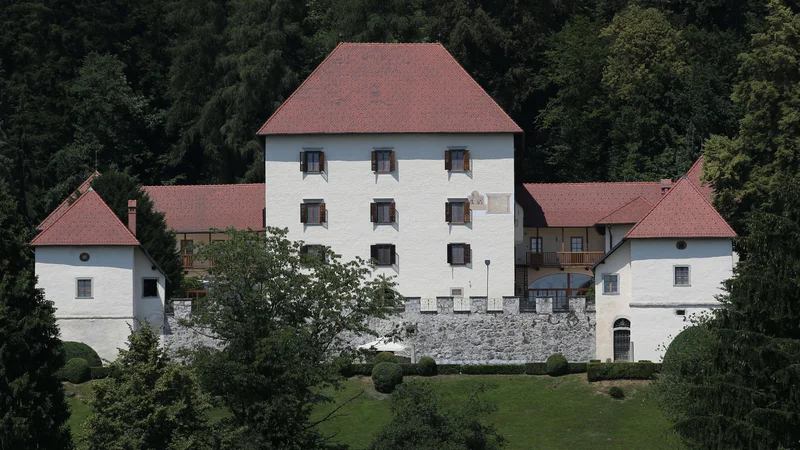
469 191 513 216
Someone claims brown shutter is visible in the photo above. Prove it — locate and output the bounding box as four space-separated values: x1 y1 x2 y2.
370 202 378 223
445 202 452 223
371 245 378 262
371 151 377 172
300 245 309 255
444 150 452 170
463 150 471 171
389 151 396 171
464 244 471 264
319 152 325 171
319 203 326 223
300 203 308 223
447 244 452 264
300 152 307 172
390 245 396 265
389 202 396 223
464 201 471 223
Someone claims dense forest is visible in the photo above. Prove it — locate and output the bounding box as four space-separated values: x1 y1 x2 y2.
0 0 777 229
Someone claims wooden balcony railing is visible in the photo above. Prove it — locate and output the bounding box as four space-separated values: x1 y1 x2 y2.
527 251 605 268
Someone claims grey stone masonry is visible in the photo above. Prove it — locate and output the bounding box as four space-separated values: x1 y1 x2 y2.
163 299 220 356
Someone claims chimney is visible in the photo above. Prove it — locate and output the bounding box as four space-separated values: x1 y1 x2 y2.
127 200 137 236
660 179 672 196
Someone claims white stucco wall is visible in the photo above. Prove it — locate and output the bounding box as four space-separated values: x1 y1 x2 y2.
594 240 632 361
133 249 165 331
264 133 515 298
606 224 632 251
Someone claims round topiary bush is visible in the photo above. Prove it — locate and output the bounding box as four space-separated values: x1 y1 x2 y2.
546 353 569 377
61 358 91 384
655 326 716 421
372 351 397 365
417 356 437 376
609 386 625 399
62 341 103 367
372 362 404 393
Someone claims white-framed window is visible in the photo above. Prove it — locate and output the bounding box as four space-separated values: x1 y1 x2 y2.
143 278 159 298
674 266 691 286
76 278 93 299
602 274 619 294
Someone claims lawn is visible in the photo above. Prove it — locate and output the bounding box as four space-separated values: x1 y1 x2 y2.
65 374 682 449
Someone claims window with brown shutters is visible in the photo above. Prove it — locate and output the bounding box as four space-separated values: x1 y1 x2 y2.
300 245 326 261
447 243 471 265
445 150 470 171
301 202 326 224
371 244 395 266
371 201 396 224
301 151 324 173
372 150 395 173
445 201 471 223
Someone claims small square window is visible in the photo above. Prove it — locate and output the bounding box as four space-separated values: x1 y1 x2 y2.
307 203 321 224
446 201 470 224
143 279 159 298
530 237 543 254
76 279 92 298
304 151 323 173
448 244 471 265
374 202 394 224
603 274 619 294
372 244 395 266
674 266 691 286
373 150 394 172
445 150 470 171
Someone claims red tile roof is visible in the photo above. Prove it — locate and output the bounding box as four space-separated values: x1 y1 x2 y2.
624 177 736 239
256 43 522 135
686 156 714 201
595 196 654 225
143 184 265 233
36 172 100 231
517 183 665 227
31 189 140 246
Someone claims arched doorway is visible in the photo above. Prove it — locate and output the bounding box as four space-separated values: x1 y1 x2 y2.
613 318 631 361
528 273 593 311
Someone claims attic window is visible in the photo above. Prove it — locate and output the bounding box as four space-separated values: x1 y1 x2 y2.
79 252 90 262
676 241 687 250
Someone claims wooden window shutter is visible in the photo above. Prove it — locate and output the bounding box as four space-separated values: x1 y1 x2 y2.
370 245 378 262
444 150 452 170
319 152 325 171
464 201 471 223
390 245 396 265
370 202 378 223
447 244 452 264
389 202 396 223
445 202 452 223
389 151 396 171
300 245 309 255
464 244 471 264
300 152 307 172
300 203 308 223
371 151 377 172
463 151 471 170
320 203 327 223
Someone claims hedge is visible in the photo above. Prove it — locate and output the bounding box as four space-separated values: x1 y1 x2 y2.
460 364 526 375
568 362 587 374
62 341 103 367
372 352 397 364
587 361 657 381
342 361 594 377
437 364 462 375
341 364 373 377
399 363 418 376
90 366 112 380
60 358 91 384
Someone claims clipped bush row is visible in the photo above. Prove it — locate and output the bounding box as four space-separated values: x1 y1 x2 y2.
342 358 593 378
587 361 660 381
62 341 103 367
460 364 526 375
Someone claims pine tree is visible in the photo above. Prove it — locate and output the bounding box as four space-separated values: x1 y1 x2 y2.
0 181 73 449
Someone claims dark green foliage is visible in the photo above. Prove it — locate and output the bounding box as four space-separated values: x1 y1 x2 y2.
0 182 73 448
524 363 548 375
399 363 418 376
368 381 505 450
89 366 112 380
437 364 462 375
587 362 657 381
341 364 374 377
568 362 588 374
546 353 569 376
373 351 397 364
417 356 437 376
83 322 212 449
461 364 526 375
372 363 404 394
60 358 91 384
62 341 103 368
91 171 183 297
609 386 625 399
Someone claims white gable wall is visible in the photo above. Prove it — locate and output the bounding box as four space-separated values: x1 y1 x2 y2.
594 240 632 361
264 133 515 299
133 249 166 332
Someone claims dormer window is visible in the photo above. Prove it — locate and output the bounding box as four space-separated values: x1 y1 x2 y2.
445 150 470 172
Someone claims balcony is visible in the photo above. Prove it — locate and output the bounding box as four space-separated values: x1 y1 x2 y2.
526 251 605 268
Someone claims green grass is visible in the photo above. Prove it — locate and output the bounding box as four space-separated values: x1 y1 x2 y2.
310 375 683 450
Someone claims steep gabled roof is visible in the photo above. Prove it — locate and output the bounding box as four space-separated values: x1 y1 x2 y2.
36 172 100 231
517 183 664 228
143 184 265 233
31 189 140 246
257 43 522 135
624 177 736 239
595 196 654 225
686 156 714 201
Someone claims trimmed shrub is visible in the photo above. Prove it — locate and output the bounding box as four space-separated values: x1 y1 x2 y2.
568 362 588 374
372 362 404 393
589 359 601 363
372 352 397 364
90 366 112 380
609 386 625 399
60 358 91 384
417 357 437 376
655 326 716 421
399 363 419 376
587 361 656 381
437 364 462 375
460 364 526 375
546 353 569 376
524 363 547 375
62 341 102 367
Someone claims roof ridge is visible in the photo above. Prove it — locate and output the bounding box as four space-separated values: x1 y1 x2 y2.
256 43 344 135
339 42 443 46
623 180 681 239
94 190 140 244
36 171 100 230
681 174 737 236
32 188 94 244
143 183 265 189
595 196 654 224
523 181 662 187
